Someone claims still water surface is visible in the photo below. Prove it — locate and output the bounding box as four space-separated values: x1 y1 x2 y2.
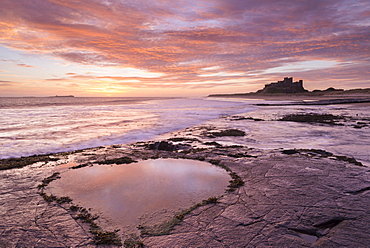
48 159 230 231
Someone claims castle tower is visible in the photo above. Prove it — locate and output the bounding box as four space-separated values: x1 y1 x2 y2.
283 77 293 85
259 77 307 93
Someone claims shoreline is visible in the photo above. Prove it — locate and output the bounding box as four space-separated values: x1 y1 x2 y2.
208 88 370 100
255 98 370 106
2 95 369 161
209 93 370 101
1 101 370 247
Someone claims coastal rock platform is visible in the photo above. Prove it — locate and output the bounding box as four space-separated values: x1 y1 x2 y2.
143 150 370 247
0 162 94 247
1 140 370 247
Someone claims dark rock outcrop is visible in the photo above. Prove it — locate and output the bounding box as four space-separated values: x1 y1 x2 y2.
147 141 178 151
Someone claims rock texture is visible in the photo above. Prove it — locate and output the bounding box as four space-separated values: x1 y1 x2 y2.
0 164 94 247
142 151 370 247
1 141 370 247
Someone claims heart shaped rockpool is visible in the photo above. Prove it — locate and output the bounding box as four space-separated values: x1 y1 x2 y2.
47 158 230 232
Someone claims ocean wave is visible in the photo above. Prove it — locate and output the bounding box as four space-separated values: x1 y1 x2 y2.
0 97 253 159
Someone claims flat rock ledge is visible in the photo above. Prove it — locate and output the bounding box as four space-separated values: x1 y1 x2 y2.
143 153 370 247
1 142 370 247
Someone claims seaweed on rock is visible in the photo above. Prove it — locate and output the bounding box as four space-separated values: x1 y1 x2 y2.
139 196 221 236
37 172 61 189
37 173 123 246
123 234 145 248
282 149 364 166
70 162 93 169
0 154 59 170
96 156 137 165
207 129 246 138
227 172 245 192
91 230 122 246
279 113 344 125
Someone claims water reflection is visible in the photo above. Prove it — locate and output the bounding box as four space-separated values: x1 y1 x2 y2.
48 159 230 231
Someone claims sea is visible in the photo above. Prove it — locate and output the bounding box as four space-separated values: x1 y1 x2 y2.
0 97 254 159
1 96 369 166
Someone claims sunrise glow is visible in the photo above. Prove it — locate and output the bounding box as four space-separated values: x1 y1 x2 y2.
0 0 369 97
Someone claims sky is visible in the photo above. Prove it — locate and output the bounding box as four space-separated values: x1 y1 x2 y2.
0 0 369 97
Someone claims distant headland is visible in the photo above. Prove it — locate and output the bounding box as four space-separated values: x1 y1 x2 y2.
208 77 370 98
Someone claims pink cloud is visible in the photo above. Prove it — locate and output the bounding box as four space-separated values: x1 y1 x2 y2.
0 80 20 87
16 63 35 68
0 0 369 90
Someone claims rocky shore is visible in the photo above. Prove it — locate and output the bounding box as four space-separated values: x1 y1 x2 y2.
208 85 370 99
1 106 370 247
255 97 370 106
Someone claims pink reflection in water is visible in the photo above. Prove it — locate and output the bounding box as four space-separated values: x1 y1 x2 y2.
48 159 229 230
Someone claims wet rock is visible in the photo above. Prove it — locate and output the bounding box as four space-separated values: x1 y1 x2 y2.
96 156 137 165
0 154 59 170
0 166 93 247
167 137 201 142
281 149 300 155
2 142 370 247
147 141 177 151
229 116 264 121
142 150 370 247
203 141 223 147
279 113 344 125
227 152 257 158
206 129 246 138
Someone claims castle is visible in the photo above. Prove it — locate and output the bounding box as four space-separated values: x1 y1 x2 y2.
257 77 308 94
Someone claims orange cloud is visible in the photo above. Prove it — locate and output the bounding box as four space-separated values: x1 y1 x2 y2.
0 80 22 87
16 63 35 68
0 0 369 94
